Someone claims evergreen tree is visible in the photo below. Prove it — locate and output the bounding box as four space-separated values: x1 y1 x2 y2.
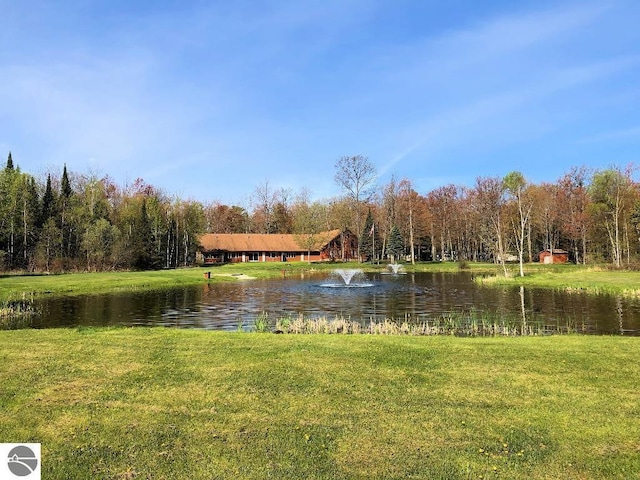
6 152 14 171
59 164 74 258
131 199 161 270
134 199 150 269
61 164 72 199
387 225 404 262
40 174 56 228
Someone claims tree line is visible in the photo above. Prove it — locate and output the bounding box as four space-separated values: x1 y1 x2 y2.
1 152 639 272
0 153 204 271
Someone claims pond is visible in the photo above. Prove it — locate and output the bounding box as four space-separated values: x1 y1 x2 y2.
30 271 640 335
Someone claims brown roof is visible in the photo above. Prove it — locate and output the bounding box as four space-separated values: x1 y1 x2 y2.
199 229 343 253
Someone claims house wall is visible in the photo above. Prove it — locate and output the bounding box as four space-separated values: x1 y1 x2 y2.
323 233 358 261
539 251 569 264
202 251 326 264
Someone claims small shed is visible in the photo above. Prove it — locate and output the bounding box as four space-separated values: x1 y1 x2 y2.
538 249 569 264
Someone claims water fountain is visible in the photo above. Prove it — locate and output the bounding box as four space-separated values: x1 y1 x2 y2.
335 268 361 285
321 268 374 288
383 263 406 275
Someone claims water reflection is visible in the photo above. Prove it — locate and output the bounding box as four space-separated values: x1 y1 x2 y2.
32 272 640 335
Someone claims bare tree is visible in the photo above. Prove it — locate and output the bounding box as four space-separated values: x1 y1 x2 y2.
334 155 376 260
426 185 459 261
251 179 278 233
398 179 418 264
557 167 591 265
292 191 327 263
471 176 508 277
530 182 562 262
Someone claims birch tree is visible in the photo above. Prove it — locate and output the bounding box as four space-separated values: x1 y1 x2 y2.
589 167 635 267
503 171 533 277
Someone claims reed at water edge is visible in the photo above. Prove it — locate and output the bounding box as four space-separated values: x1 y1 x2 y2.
255 311 587 336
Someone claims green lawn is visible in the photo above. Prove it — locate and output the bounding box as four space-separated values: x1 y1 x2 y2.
0 262 369 298
480 264 640 297
1 328 638 479
0 268 230 298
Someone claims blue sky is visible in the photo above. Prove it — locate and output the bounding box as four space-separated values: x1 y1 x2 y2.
1 0 639 205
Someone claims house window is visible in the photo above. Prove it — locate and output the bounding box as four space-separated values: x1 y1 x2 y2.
249 252 259 262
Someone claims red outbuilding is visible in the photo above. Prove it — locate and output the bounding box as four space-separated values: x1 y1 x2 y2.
538 249 569 264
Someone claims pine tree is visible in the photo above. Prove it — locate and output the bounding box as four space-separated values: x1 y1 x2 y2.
39 174 56 228
132 199 161 270
61 164 72 199
6 152 14 171
59 164 74 258
386 225 404 262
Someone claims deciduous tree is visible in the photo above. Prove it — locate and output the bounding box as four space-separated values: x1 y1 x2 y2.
334 155 377 260
471 177 508 276
589 166 635 267
398 179 419 264
558 167 591 264
503 171 534 277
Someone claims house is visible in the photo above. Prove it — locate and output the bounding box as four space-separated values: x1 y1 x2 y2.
538 249 569 264
197 229 358 264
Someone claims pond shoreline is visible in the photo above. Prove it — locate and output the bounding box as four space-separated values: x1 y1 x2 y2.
3 268 637 334
3 262 640 299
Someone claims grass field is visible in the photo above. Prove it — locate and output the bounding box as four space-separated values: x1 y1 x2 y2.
1 328 638 479
0 263 369 298
480 265 640 297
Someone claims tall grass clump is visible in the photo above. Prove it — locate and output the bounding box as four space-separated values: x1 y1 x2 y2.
252 312 272 332
0 293 39 329
457 259 470 270
271 311 574 336
275 314 362 334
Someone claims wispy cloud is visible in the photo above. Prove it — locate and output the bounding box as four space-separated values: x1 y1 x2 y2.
377 2 637 178
580 126 640 143
380 53 640 174
427 2 609 68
